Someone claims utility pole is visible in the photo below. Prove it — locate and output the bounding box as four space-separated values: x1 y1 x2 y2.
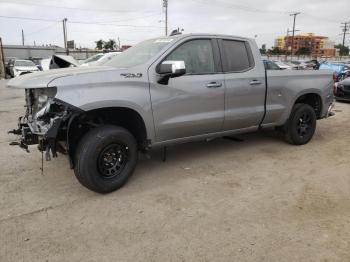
62 18 68 55
117 37 121 51
285 27 300 60
284 28 292 61
163 0 168 36
341 22 350 47
290 12 300 60
340 21 350 56
21 29 24 46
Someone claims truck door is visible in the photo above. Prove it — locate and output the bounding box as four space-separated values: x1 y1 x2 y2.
219 39 266 130
149 38 225 142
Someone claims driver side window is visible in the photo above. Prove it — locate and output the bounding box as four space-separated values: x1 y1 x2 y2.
166 39 215 74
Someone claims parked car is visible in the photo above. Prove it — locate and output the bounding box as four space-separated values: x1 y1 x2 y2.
319 61 350 82
273 61 292 70
263 60 281 70
335 78 350 102
288 61 308 70
4 57 16 78
304 59 320 69
13 59 40 77
7 34 335 193
80 52 121 67
79 53 104 66
29 58 44 71
49 54 79 69
39 58 52 71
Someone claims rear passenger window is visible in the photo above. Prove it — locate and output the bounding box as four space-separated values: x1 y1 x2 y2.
222 40 252 72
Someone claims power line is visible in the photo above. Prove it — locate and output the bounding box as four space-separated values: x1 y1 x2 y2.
0 0 152 14
0 15 163 28
25 22 60 37
69 20 162 28
192 0 288 14
301 12 341 24
0 15 59 23
94 13 163 24
191 0 344 23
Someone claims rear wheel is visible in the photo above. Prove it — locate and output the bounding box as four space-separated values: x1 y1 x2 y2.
283 103 317 145
74 125 138 193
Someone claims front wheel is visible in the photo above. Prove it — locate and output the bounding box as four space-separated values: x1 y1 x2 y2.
74 125 138 193
282 103 317 145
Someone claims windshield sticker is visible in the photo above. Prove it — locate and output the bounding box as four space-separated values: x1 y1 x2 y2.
154 38 174 43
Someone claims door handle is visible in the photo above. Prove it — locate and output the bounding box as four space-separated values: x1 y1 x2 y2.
250 80 262 85
206 82 222 88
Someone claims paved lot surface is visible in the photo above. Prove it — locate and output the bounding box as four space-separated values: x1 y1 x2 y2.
0 79 350 262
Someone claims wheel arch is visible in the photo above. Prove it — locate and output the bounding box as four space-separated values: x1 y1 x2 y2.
67 106 151 168
293 92 323 118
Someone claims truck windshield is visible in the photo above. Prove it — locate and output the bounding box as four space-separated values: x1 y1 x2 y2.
104 38 174 68
82 54 104 64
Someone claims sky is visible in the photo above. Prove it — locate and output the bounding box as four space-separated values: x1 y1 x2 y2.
0 0 349 49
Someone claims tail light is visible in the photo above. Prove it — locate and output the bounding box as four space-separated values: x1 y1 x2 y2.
333 72 337 82
332 72 337 96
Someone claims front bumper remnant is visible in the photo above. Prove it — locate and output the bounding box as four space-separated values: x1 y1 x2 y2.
8 98 78 161
9 116 62 160
8 117 38 152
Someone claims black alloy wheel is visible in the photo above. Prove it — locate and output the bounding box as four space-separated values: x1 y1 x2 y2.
283 103 317 145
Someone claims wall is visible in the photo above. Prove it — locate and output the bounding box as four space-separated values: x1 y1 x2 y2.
3 45 101 61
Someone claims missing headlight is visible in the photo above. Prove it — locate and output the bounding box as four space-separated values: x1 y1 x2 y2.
26 88 57 117
35 100 51 119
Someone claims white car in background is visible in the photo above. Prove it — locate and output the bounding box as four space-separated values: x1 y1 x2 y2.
80 52 121 67
13 60 40 77
273 61 292 70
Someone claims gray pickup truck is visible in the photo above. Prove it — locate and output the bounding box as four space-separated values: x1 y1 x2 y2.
7 34 335 193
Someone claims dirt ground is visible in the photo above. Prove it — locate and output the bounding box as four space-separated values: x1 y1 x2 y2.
0 79 350 262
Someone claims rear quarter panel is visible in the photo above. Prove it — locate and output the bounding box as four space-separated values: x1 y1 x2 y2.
263 69 334 126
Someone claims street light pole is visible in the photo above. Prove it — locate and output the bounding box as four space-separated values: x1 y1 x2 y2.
62 18 68 55
21 29 24 46
163 0 168 36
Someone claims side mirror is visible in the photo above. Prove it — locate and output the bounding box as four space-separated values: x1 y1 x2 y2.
157 60 186 85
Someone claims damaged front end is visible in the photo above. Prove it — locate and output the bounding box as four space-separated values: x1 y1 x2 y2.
9 87 82 161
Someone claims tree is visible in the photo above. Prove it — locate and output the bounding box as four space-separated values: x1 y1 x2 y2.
260 44 267 55
267 47 285 55
104 39 117 50
95 39 105 50
335 44 349 56
295 47 311 56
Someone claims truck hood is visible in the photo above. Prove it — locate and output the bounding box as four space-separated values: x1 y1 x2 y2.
6 66 116 89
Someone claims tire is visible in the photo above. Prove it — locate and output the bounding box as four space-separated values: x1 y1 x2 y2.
283 103 317 145
74 125 138 193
